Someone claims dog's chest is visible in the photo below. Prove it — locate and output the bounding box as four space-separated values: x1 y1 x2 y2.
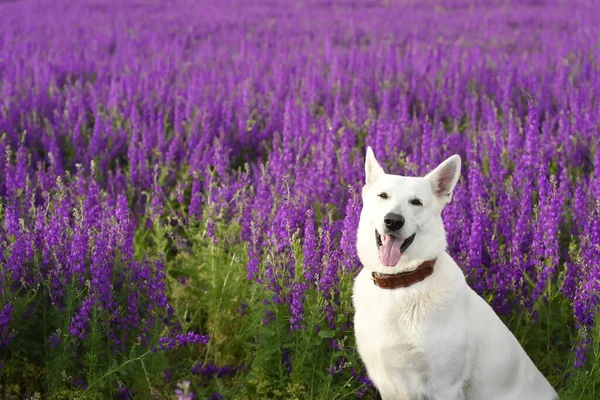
353 275 435 394
355 315 429 378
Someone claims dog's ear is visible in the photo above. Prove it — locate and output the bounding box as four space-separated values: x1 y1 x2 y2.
425 155 461 202
365 146 384 187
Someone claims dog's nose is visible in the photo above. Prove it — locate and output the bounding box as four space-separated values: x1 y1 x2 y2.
383 213 405 231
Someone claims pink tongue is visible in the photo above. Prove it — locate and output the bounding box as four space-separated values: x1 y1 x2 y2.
379 235 403 267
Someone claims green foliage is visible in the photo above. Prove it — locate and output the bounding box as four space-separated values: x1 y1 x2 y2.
160 211 371 399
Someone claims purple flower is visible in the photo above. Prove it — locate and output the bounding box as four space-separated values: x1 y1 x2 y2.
466 161 486 293
0 303 14 348
246 222 261 281
238 302 248 317
532 174 563 303
302 210 318 284
163 368 173 383
73 377 88 390
319 249 340 298
191 362 239 378
350 364 374 398
282 349 292 375
189 179 203 219
175 380 194 400
329 358 345 376
115 383 134 399
261 310 275 326
289 282 307 331
151 332 210 352
339 188 361 272
49 332 61 349
149 174 164 223
69 296 94 340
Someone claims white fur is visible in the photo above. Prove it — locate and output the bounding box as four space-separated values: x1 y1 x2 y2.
353 147 557 400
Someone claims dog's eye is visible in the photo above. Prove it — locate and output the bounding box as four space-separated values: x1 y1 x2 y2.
378 192 389 199
409 198 423 206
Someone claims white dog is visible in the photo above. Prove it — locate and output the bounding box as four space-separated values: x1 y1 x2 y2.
352 147 557 400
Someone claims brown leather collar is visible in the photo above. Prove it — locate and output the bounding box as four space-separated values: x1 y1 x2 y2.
371 259 436 289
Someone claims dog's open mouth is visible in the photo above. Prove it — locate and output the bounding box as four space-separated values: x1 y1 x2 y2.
375 231 416 267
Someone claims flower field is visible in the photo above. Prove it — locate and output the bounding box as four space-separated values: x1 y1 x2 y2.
1 0 600 398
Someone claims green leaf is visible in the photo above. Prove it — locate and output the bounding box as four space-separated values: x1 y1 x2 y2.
318 330 336 339
332 351 345 359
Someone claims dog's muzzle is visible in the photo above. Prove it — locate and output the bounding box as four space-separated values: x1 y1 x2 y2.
375 230 416 267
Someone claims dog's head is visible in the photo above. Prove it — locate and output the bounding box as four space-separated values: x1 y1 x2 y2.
356 147 461 274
